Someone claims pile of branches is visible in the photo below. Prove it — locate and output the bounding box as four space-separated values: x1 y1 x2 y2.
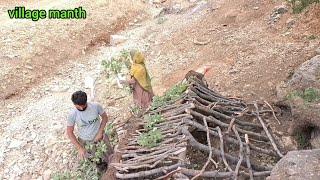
112 71 284 179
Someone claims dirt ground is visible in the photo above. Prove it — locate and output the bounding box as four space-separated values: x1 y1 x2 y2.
0 0 320 179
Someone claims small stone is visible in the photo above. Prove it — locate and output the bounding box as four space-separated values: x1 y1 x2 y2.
281 136 297 151
274 5 288 14
8 140 25 149
63 158 68 164
7 104 14 109
110 35 127 46
43 169 52 180
229 69 240 74
26 132 37 142
316 47 320 54
172 4 182 14
267 81 274 87
6 54 18 59
253 6 259 10
50 85 69 92
25 65 33 70
286 18 295 29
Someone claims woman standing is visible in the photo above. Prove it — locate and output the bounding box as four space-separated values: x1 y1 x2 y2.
121 50 154 110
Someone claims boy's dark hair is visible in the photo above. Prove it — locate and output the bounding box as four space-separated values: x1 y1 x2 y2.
71 91 87 105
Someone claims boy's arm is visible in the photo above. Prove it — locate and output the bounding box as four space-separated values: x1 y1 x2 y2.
67 126 86 159
94 112 108 142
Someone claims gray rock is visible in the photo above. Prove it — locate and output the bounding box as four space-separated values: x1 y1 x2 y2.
268 149 320 179
274 5 288 14
8 140 25 149
25 65 33 70
229 69 240 74
50 85 69 92
189 1 208 15
288 55 320 90
151 7 165 18
270 5 288 23
5 54 18 59
316 47 320 54
286 18 295 29
110 35 127 46
7 104 14 109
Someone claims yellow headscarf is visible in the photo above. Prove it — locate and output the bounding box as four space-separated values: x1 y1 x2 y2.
130 51 153 92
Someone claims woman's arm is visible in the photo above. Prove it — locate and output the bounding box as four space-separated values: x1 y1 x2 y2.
120 77 136 85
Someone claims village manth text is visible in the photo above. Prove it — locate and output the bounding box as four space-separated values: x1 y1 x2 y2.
8 7 86 21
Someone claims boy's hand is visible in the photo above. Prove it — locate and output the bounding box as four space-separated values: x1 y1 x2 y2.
94 131 103 142
78 147 87 159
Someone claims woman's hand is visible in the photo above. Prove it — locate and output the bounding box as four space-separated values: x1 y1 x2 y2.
119 80 126 84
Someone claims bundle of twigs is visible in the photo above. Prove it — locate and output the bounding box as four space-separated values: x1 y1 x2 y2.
112 71 284 179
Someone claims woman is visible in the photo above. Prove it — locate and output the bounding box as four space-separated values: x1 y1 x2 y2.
121 50 154 109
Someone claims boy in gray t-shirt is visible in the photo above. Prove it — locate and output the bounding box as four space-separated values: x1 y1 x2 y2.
66 91 113 163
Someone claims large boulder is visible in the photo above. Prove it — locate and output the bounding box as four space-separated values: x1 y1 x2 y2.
267 149 320 180
276 55 320 148
288 55 320 90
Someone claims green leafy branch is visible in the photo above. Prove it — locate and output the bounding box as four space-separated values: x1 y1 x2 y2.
144 114 165 130
151 83 188 109
138 128 163 148
105 123 118 146
101 49 131 76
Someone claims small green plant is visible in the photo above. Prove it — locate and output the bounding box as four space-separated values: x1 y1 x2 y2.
287 0 320 13
295 131 310 149
52 172 73 180
53 141 109 180
101 49 132 75
105 123 114 136
119 49 132 69
102 57 123 75
130 106 143 117
76 159 100 180
286 90 303 100
303 88 320 102
308 34 317 40
144 114 165 130
138 128 163 148
287 88 320 103
151 83 188 109
85 141 108 163
105 123 118 146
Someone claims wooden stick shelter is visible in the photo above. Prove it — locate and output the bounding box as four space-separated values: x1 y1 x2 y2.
111 72 283 179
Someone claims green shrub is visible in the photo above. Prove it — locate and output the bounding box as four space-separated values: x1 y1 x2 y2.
138 128 163 148
144 114 165 130
105 123 118 146
101 49 131 75
287 88 320 103
52 172 73 180
287 0 320 13
151 83 188 109
295 131 311 149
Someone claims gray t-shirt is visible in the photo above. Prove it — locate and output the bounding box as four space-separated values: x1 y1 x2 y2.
67 102 105 141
